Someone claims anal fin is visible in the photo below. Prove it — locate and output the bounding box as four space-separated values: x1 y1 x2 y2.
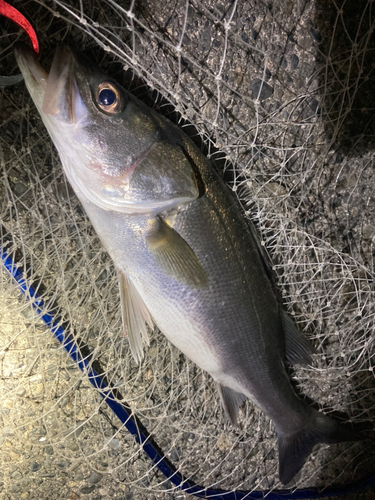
217 383 247 426
117 269 153 364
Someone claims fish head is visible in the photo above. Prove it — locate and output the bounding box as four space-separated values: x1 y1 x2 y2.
14 44 200 214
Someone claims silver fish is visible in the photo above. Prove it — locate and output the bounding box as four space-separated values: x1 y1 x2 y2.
15 44 360 484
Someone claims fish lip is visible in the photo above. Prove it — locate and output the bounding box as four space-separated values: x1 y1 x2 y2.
14 42 48 87
15 44 82 125
41 45 78 123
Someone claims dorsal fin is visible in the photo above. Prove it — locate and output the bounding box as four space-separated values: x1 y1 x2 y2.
246 218 274 280
282 311 314 365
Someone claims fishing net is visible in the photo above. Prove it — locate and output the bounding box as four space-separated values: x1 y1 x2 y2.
0 0 374 498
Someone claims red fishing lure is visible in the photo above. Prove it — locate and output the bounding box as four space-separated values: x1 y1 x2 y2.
0 0 39 53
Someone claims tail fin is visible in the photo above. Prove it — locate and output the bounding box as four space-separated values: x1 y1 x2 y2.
277 412 368 485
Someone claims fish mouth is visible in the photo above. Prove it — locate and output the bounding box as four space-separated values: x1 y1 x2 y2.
15 44 86 125
14 43 48 112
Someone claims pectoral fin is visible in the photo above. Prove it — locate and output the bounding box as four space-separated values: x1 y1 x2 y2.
146 217 208 287
117 269 153 364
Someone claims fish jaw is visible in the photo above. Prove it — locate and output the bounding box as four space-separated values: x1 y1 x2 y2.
14 44 48 114
14 44 94 207
42 45 87 125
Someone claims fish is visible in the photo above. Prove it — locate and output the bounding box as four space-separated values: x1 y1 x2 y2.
14 43 364 485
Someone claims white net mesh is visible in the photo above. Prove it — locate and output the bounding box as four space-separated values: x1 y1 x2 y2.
0 0 374 498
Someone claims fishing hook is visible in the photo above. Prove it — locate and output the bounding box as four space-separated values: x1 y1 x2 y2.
0 0 39 86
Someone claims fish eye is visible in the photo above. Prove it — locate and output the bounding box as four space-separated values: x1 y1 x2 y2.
95 82 124 114
99 88 115 106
